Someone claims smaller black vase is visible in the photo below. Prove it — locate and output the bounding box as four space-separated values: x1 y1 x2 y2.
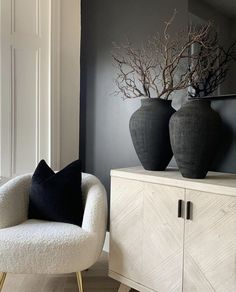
129 98 175 171
169 100 221 179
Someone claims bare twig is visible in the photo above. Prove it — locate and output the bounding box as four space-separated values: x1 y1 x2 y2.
188 34 236 97
112 11 235 99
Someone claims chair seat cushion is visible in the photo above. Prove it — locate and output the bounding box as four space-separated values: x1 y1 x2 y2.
0 220 97 274
28 159 83 226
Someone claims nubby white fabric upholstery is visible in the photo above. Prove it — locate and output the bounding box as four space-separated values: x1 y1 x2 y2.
0 173 107 274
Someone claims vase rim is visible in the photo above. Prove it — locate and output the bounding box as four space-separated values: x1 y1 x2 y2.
141 98 172 104
186 99 211 104
182 100 211 108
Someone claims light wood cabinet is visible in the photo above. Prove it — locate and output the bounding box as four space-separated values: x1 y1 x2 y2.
184 190 236 292
109 167 236 292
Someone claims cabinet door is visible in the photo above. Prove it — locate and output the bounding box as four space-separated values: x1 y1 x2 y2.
110 177 185 292
110 177 144 285
184 189 236 292
142 182 185 292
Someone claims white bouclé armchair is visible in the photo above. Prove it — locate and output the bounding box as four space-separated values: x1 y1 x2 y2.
0 173 107 292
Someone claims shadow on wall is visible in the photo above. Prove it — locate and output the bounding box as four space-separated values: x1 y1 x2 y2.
212 120 234 168
211 100 236 173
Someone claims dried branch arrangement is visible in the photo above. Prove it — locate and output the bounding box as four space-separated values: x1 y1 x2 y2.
112 11 212 100
188 33 236 98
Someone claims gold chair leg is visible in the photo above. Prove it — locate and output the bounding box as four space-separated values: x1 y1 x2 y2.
0 273 6 292
76 272 83 292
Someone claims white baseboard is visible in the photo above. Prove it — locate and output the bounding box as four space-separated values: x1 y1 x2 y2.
103 231 110 253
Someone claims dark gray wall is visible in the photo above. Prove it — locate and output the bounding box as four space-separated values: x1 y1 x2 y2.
189 0 236 172
80 0 236 200
80 0 188 194
211 100 236 172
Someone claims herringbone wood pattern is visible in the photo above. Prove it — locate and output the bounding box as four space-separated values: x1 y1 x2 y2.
184 190 236 292
110 177 185 292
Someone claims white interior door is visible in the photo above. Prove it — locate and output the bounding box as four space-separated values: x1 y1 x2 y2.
0 0 51 177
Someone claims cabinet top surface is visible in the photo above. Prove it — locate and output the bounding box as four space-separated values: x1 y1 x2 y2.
111 167 236 196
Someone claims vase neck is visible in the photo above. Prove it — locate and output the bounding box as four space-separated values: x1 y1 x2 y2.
141 98 172 106
186 100 211 107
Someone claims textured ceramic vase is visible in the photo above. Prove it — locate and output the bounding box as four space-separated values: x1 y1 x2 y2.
129 98 175 171
169 100 221 179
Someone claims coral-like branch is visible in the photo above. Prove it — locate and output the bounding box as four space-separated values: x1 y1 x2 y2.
188 34 236 98
112 11 235 99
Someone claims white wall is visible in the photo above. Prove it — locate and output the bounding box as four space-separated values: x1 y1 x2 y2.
60 0 81 168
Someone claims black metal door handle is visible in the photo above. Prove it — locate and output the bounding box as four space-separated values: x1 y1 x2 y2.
178 200 183 218
186 201 192 220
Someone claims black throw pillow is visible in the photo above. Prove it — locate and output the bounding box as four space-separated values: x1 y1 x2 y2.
28 159 84 226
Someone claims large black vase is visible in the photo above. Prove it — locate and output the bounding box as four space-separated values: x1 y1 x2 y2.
129 98 175 170
169 100 221 179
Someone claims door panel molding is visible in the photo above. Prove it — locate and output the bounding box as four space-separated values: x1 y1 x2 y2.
50 0 61 171
11 0 40 36
0 0 52 177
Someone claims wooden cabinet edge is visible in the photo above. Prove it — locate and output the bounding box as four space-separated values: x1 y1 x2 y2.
118 283 131 292
110 169 236 197
108 270 156 292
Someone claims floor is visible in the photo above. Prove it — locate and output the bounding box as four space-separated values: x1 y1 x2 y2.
2 252 135 292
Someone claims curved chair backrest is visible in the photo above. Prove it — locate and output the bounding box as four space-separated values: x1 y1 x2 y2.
81 173 108 261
